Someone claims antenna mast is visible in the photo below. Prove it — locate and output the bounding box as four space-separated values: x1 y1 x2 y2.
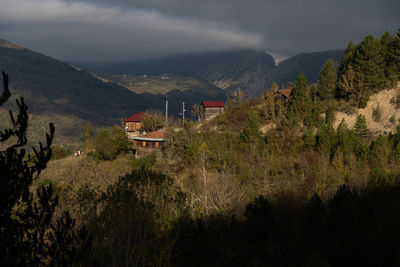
165 99 168 124
182 101 185 126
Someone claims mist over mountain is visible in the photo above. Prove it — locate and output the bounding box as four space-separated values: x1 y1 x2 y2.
0 39 226 123
0 39 227 148
73 50 276 97
75 49 344 97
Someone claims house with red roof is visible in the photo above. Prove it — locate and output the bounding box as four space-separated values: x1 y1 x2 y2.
124 112 144 132
201 101 224 120
133 130 166 157
278 89 292 101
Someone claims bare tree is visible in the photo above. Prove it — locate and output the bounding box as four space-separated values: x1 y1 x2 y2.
191 104 205 121
194 143 211 215
230 88 246 105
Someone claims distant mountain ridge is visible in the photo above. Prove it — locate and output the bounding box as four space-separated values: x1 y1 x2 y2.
74 50 277 97
0 39 227 148
0 39 226 122
74 49 344 97
265 50 344 88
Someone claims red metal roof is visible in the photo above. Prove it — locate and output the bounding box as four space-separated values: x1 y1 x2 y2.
279 89 292 98
143 131 165 139
134 130 165 141
201 101 224 108
124 112 144 122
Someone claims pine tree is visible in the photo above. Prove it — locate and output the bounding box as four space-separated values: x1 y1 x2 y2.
339 41 356 77
318 59 337 101
353 114 368 138
0 72 91 265
240 112 262 143
388 29 400 81
287 72 312 125
354 35 387 94
381 31 397 86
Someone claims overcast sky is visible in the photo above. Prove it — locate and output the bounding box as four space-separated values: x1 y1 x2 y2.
0 0 399 62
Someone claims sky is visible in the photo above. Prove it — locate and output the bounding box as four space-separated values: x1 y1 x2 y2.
0 0 399 62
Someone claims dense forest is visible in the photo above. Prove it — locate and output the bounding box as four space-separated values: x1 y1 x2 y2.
1 29 400 266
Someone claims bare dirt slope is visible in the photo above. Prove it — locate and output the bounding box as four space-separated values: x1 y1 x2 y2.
334 83 400 134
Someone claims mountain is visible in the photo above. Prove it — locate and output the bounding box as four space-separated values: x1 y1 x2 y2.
0 39 159 125
0 39 226 148
75 49 345 97
74 49 277 97
265 50 344 88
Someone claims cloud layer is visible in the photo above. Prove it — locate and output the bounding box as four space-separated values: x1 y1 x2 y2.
0 0 399 62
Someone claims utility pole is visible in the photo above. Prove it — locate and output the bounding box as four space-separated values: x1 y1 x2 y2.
182 101 185 126
165 99 168 125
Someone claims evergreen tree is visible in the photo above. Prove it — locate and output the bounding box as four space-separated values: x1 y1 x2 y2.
354 35 387 94
380 31 397 86
240 112 262 143
339 41 356 77
388 29 400 81
316 124 337 154
353 114 368 138
287 72 312 125
318 59 337 101
336 119 358 163
0 72 90 265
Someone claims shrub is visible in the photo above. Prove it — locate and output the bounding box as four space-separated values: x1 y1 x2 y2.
51 145 71 160
390 93 400 109
389 115 396 125
372 104 382 122
94 126 131 160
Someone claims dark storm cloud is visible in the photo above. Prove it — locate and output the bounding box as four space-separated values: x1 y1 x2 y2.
0 0 398 62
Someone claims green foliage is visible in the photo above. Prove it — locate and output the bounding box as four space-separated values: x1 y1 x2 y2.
143 111 165 131
372 104 382 122
389 115 396 125
369 135 390 169
91 168 184 266
51 144 71 160
353 114 368 138
287 72 312 125
338 31 400 106
316 124 337 154
318 59 337 101
354 35 387 94
94 129 115 160
303 127 316 148
94 126 131 160
325 104 336 126
82 122 95 151
390 93 400 109
387 29 400 82
336 119 358 163
0 72 90 265
240 112 262 143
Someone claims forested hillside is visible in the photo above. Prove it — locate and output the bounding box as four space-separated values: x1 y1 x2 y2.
26 29 400 265
2 29 400 265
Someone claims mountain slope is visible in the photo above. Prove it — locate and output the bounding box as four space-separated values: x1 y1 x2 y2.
75 49 345 97
74 49 276 97
265 50 344 88
0 39 227 148
0 39 160 125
